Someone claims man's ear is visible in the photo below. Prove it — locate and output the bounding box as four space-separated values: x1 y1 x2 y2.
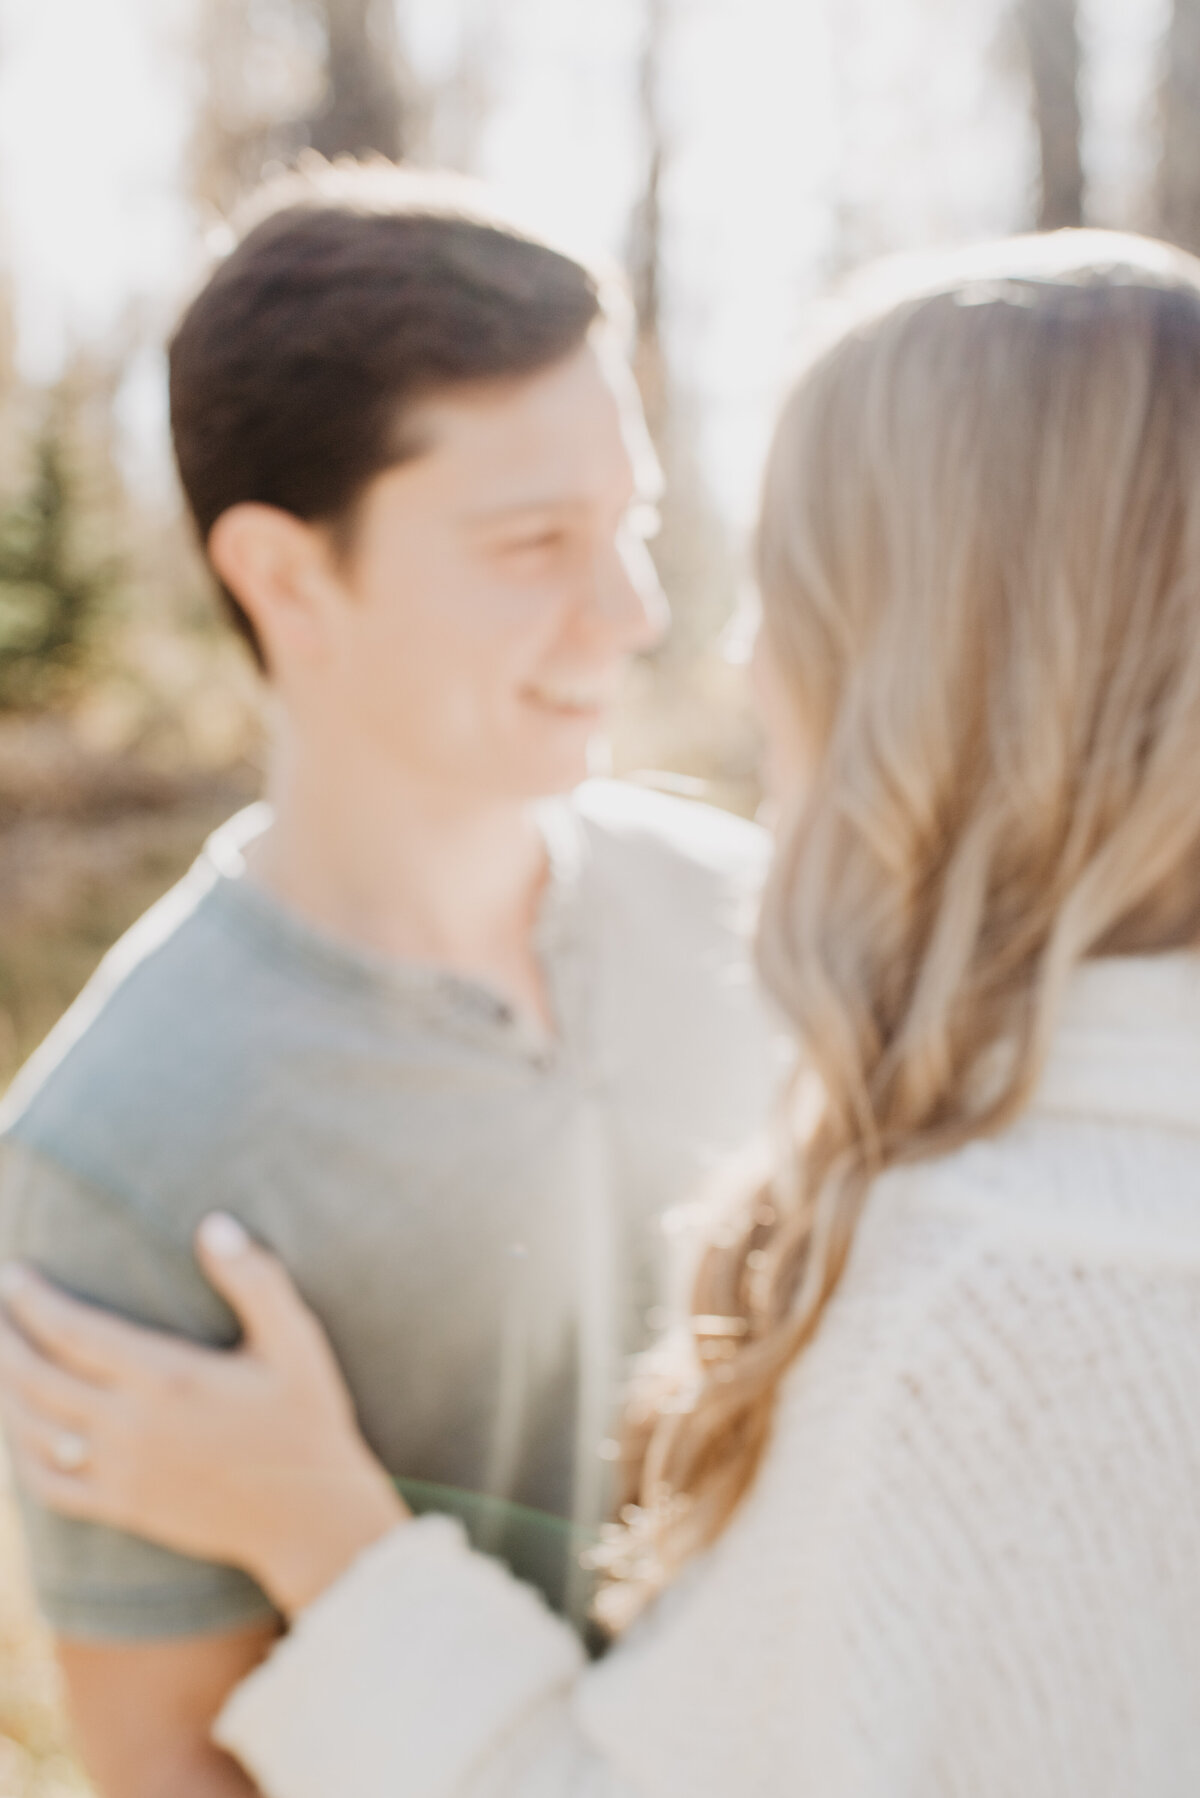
208 505 339 669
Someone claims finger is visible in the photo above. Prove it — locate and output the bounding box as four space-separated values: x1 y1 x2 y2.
195 1215 330 1366
0 1264 177 1387
2 1415 105 1521
0 1315 105 1428
0 1394 96 1490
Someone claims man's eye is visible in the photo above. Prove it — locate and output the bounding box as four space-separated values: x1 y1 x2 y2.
502 531 564 557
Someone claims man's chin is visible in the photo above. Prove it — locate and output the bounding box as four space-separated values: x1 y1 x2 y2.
502 729 611 802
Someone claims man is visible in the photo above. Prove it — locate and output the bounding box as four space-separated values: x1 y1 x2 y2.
0 164 778 1798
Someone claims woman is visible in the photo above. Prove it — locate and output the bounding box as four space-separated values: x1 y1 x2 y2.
4 229 1200 1797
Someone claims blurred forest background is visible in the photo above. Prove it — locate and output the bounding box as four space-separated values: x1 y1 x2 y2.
2 0 1200 1789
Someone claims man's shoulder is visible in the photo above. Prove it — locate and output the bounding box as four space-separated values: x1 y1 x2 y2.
0 814 290 1199
570 778 770 896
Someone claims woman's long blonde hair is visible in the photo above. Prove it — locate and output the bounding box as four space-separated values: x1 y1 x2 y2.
599 232 1200 1626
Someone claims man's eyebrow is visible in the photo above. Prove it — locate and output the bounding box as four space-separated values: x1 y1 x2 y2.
462 496 583 525
462 487 653 527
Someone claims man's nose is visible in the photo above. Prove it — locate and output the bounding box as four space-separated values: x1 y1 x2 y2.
593 530 670 653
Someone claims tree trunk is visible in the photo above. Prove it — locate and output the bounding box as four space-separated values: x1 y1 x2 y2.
622 0 736 661
189 0 318 217
190 0 406 218
308 0 406 162
1158 0 1200 252
627 0 669 443
1016 0 1085 229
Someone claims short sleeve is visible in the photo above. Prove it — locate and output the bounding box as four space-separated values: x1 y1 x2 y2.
0 1139 279 1640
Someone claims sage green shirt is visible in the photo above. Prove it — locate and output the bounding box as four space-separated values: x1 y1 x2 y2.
0 781 779 1638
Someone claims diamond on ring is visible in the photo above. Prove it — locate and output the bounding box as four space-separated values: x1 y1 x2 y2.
49 1430 90 1473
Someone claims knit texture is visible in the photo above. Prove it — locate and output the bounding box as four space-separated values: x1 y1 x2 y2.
218 953 1200 1798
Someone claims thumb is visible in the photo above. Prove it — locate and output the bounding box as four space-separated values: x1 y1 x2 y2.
194 1213 323 1365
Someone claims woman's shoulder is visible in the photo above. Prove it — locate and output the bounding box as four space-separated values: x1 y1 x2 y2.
847 948 1200 1277
750 1111 1200 1574
859 1100 1200 1273
759 1115 1200 1578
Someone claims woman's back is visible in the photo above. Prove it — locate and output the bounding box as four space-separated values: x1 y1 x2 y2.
579 952 1200 1797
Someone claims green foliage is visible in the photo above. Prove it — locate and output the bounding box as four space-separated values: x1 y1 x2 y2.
0 411 117 713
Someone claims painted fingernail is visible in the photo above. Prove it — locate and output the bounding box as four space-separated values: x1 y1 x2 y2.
0 1264 27 1301
199 1213 249 1259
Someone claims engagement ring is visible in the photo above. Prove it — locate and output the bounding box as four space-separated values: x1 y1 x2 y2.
49 1430 90 1474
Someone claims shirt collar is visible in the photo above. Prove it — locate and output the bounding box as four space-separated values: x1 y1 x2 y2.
199 800 591 1055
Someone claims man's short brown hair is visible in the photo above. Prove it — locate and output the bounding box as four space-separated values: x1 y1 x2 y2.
168 163 604 665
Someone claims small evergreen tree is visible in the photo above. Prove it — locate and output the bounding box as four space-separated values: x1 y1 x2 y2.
0 406 116 711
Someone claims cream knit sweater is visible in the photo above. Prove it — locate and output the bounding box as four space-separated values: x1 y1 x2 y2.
216 953 1200 1798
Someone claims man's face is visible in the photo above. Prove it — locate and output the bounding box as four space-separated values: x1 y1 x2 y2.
315 336 668 803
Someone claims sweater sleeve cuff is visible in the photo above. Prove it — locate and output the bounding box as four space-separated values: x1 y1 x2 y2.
213 1515 586 1798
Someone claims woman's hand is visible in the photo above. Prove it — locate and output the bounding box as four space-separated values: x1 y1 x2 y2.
0 1214 408 1618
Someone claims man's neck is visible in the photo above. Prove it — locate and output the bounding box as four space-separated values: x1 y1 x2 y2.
246 726 556 1028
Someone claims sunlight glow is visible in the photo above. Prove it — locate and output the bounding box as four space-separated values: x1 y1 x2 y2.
0 0 1175 526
